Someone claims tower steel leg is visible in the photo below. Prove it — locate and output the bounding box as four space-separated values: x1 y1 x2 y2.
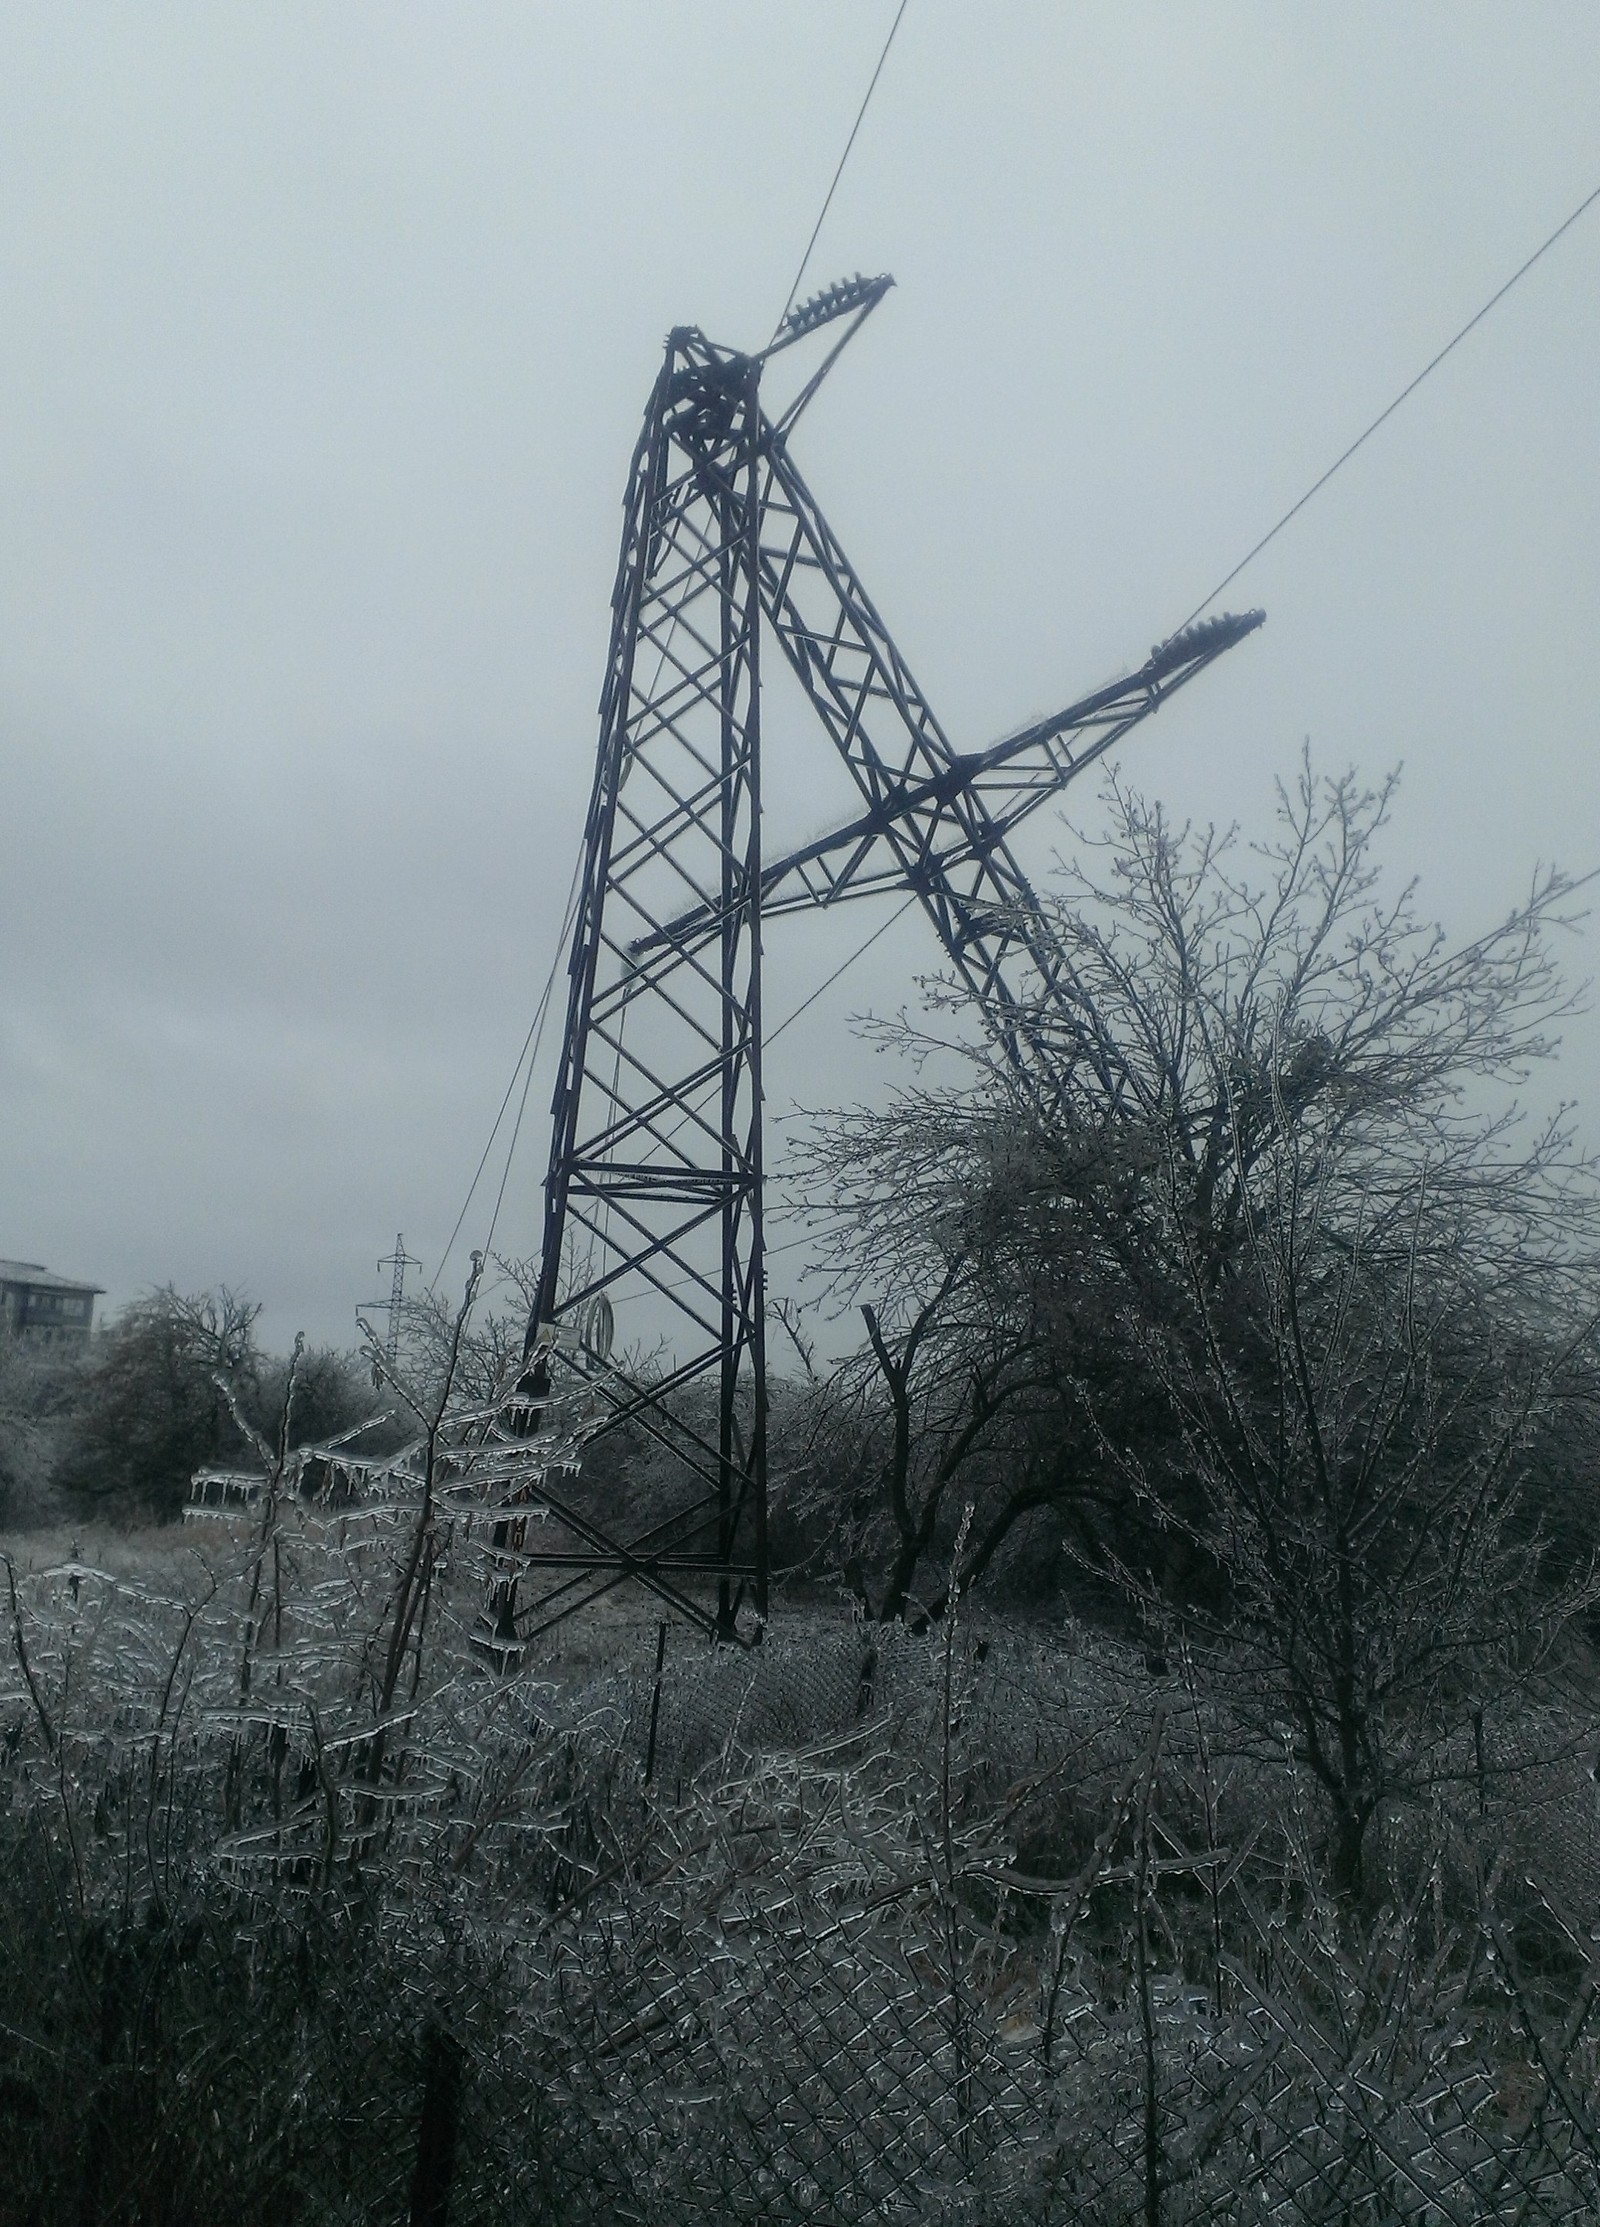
489 331 768 1650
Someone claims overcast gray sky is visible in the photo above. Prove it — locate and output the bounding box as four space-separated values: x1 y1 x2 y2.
3 3 1598 1352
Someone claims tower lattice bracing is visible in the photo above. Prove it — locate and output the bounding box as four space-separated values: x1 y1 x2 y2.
493 328 769 1649
489 280 1262 1650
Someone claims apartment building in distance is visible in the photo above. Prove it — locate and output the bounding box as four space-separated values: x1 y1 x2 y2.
0 1260 104 1343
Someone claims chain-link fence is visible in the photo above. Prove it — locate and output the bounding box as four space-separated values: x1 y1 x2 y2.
4 1526 1600 2223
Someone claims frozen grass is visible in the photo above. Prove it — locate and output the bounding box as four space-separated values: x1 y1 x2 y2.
7 1501 1598 1918
0 1513 225 1582
6 1491 1600 2219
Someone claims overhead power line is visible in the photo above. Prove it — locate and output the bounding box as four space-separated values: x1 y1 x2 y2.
429 848 583 1296
1170 178 1600 637
772 0 911 340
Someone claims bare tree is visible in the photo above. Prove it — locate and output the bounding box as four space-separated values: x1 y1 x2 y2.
799 755 1600 1895
1102 1117 1600 1902
389 1252 535 1410
844 1257 1051 1621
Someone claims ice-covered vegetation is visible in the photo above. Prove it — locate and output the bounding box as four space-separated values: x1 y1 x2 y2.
4 1486 1600 2222
7 757 1600 2218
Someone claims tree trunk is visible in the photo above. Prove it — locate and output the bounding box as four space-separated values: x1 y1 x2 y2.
408 2022 464 2227
1329 1799 1370 1907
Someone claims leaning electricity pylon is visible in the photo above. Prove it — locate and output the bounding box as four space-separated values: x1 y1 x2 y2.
486 276 1262 1651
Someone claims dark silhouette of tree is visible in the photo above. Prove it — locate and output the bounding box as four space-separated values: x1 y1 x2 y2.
55 1287 264 1518
52 1290 384 1521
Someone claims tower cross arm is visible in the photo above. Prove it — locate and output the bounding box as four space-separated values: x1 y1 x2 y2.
628 608 1264 957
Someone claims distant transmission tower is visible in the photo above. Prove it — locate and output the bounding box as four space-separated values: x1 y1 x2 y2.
488 276 1262 1652
364 1234 420 1378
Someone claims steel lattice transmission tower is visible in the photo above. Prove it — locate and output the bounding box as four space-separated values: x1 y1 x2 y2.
363 1233 420 1384
490 277 1262 1651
